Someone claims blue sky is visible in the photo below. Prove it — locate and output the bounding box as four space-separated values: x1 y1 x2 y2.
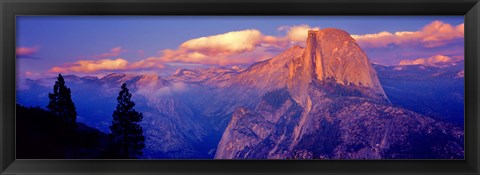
16 16 464 78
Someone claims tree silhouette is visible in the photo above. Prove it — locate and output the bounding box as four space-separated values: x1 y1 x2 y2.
110 83 145 158
47 74 77 127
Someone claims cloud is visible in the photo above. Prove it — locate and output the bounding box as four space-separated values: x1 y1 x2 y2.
16 47 38 55
49 56 166 73
157 25 320 65
398 55 463 66
279 24 320 43
180 29 264 55
16 46 40 58
49 58 129 73
156 29 272 65
161 29 292 64
351 21 464 49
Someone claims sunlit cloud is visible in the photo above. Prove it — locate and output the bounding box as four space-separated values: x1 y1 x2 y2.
352 21 464 48
16 47 38 55
48 57 165 73
180 29 263 55
49 58 129 73
154 29 268 65
278 24 320 43
16 46 40 58
398 55 463 66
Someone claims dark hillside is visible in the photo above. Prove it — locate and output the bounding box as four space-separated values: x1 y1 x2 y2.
16 104 119 159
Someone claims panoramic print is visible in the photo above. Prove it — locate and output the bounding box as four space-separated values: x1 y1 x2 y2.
16 16 464 159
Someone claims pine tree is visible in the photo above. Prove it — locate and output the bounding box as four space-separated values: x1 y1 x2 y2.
110 83 145 158
47 74 77 127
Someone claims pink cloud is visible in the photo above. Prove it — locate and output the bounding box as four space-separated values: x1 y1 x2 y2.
48 57 165 73
16 46 39 56
157 29 270 65
180 29 264 55
351 21 464 48
49 58 129 73
398 55 463 66
278 24 320 43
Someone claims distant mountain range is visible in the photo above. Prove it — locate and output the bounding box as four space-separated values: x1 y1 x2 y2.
17 28 464 159
375 61 464 126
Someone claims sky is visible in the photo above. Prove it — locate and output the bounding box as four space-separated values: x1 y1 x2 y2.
16 16 464 78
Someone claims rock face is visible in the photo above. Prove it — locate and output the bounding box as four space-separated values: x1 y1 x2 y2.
215 88 304 159
309 29 383 89
288 29 388 107
215 28 463 159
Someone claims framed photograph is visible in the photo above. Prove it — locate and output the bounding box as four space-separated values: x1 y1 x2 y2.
1 0 479 174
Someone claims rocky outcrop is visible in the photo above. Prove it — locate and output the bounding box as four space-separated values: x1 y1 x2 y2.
215 88 304 159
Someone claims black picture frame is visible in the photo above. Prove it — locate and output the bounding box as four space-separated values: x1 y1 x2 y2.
1 0 479 174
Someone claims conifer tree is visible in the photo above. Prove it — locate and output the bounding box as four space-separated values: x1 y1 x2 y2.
110 83 145 158
47 74 77 127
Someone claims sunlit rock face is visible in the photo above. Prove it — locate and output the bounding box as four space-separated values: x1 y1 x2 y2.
310 29 383 89
288 29 388 107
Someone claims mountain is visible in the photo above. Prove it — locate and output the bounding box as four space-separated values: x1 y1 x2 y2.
222 46 304 91
374 62 464 126
288 29 388 108
215 29 463 159
167 67 239 85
